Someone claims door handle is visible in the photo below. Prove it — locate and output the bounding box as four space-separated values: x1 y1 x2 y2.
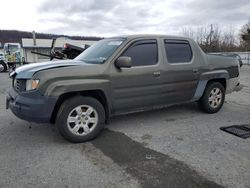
153 71 161 77
193 69 199 73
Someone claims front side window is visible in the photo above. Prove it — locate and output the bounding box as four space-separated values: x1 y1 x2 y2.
122 40 158 66
75 38 125 64
164 40 192 63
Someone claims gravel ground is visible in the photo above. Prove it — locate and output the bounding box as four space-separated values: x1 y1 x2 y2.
0 66 249 188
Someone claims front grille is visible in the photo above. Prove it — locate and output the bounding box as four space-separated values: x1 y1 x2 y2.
15 80 20 91
13 79 26 92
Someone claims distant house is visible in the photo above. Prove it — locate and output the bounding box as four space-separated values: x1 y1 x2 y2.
21 38 96 63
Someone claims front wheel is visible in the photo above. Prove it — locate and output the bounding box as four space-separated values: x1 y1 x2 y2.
0 61 7 72
198 82 225 113
56 96 105 143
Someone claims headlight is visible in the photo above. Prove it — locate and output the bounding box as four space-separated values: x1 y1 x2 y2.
26 79 40 91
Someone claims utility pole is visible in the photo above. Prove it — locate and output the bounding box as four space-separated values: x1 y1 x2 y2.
206 24 214 45
209 24 214 45
32 31 38 63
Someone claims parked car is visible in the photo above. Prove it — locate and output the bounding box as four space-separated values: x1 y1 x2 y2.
0 53 5 72
6 35 240 142
0 43 23 73
0 53 4 60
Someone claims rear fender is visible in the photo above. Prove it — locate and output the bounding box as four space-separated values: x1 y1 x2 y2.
192 70 229 101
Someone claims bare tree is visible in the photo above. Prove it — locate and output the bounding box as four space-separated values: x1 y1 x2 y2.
220 26 237 51
196 24 220 53
181 24 241 53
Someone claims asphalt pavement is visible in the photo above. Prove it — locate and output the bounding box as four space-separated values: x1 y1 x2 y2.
0 66 249 188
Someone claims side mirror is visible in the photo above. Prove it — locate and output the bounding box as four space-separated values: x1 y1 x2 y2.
115 56 132 68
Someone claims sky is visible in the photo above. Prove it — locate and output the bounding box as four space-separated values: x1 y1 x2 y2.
0 0 250 37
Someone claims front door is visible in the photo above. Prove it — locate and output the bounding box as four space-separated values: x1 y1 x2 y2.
110 39 162 115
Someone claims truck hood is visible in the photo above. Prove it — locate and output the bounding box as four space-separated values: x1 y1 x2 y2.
11 60 88 79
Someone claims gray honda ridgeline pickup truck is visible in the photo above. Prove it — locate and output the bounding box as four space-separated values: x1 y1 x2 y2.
6 35 240 142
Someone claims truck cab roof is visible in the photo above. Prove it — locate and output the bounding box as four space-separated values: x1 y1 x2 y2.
110 34 191 40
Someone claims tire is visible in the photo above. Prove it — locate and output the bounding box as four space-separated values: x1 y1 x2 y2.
56 96 105 143
0 61 7 72
198 82 225 114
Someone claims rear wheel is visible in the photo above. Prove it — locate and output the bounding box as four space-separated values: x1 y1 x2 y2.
198 82 225 113
56 96 105 143
0 61 7 72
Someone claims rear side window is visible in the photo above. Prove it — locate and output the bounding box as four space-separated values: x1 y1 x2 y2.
164 40 192 63
122 40 158 66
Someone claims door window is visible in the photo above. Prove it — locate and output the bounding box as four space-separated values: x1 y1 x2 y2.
122 40 158 66
164 40 193 63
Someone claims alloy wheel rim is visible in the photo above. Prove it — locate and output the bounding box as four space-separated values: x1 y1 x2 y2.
67 105 98 136
208 88 222 109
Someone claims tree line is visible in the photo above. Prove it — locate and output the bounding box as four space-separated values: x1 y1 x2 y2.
181 20 250 53
0 30 102 46
1 22 250 53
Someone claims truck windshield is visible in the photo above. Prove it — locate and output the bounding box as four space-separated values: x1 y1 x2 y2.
4 44 20 53
75 39 125 64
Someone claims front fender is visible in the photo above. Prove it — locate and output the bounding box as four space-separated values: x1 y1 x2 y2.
44 79 110 97
42 79 112 123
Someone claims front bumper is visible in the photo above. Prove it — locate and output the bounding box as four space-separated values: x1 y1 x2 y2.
6 88 58 123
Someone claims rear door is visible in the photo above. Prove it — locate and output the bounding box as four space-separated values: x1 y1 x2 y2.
160 39 199 104
110 39 163 114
